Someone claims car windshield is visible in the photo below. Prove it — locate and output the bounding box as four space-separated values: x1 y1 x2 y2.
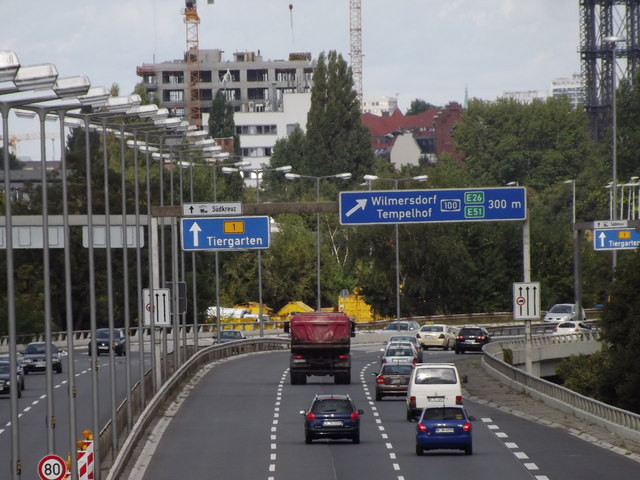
415 368 457 385
0 363 9 375
312 399 352 414
221 331 240 338
558 322 576 328
420 326 444 332
550 305 573 313
385 323 408 330
422 407 466 421
25 344 56 354
382 365 413 375
389 336 415 343
96 329 112 339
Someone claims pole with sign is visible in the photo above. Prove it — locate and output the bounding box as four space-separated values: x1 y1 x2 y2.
38 455 67 480
513 282 541 320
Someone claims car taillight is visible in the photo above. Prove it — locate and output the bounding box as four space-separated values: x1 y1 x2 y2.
377 375 385 385
462 421 471 432
574 329 580 332
457 335 464 340
455 395 463 405
417 422 428 433
381 359 387 364
306 412 315 421
412 359 417 366
409 396 416 408
477 336 485 340
553 328 558 333
293 355 303 359
350 412 360 421
338 354 349 360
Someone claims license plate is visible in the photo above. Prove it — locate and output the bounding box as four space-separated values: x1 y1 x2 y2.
464 340 476 344
35 361 46 367
323 420 343 427
389 378 401 384
427 396 445 402
435 427 454 433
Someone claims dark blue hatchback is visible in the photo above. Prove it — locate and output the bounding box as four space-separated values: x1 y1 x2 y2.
300 394 364 444
415 406 474 455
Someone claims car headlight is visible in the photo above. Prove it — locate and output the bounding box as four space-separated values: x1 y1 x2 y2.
22 358 32 364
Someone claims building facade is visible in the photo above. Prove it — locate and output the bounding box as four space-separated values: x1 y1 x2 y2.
136 49 316 120
361 96 398 116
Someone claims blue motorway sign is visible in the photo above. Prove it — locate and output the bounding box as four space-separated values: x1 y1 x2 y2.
181 216 270 251
339 187 526 225
593 228 640 251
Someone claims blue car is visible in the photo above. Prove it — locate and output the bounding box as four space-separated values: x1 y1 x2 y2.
300 394 364 444
415 406 474 455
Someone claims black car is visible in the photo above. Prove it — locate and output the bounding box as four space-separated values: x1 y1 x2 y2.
89 328 126 356
0 361 21 398
21 342 62 374
455 326 491 354
0 354 25 391
300 394 364 444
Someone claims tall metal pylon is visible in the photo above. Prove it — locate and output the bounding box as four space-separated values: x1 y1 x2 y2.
350 0 363 106
580 0 640 139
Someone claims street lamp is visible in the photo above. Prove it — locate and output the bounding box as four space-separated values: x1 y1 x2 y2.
285 172 353 310
223 165 293 335
563 179 576 225
362 174 428 322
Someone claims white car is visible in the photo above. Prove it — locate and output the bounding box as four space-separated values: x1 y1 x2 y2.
552 321 593 335
415 324 457 350
543 304 586 323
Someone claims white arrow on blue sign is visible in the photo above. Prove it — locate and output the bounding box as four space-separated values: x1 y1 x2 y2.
339 187 526 225
593 228 640 251
181 216 270 251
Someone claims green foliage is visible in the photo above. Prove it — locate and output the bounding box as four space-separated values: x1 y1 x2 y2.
555 351 607 399
406 99 437 115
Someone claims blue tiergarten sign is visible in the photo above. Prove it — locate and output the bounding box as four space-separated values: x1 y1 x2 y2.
593 228 640 251
181 216 270 251
339 187 526 225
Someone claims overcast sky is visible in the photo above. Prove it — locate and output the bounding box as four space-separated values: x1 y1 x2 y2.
2 0 581 159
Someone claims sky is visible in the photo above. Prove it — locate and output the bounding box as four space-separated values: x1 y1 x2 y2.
1 0 581 160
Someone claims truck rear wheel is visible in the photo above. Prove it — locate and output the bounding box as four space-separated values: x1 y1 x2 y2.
335 372 351 384
291 372 306 385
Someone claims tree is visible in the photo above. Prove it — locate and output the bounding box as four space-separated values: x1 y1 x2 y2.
406 99 437 115
305 51 374 181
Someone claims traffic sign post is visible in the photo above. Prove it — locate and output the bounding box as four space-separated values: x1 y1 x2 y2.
143 288 171 327
181 216 270 251
38 454 67 480
593 228 640 251
339 187 526 225
182 202 242 217
513 282 541 320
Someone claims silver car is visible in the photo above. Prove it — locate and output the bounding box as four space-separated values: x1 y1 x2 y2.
543 304 586 323
380 344 417 366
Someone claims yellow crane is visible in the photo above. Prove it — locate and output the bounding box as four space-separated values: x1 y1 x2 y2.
0 132 59 157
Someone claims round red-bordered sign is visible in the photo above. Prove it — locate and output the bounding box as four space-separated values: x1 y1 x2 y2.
38 454 67 480
516 296 526 306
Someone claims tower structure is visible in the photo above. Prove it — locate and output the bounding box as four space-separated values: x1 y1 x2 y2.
184 1 202 127
580 0 640 139
350 0 363 106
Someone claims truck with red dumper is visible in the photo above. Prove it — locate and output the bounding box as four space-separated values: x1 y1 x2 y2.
285 312 356 385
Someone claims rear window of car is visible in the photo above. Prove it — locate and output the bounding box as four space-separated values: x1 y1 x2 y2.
386 348 413 357
382 365 413 375
422 407 465 421
312 399 352 413
557 322 576 328
415 367 457 385
460 328 483 336
420 326 444 332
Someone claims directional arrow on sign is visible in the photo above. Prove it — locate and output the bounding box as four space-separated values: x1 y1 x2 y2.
346 199 367 217
189 222 202 247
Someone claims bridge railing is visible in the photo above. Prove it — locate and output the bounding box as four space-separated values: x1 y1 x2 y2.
482 338 640 445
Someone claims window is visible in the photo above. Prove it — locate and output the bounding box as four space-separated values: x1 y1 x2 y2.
247 69 268 81
218 70 240 82
415 368 457 385
162 71 184 84
163 90 184 103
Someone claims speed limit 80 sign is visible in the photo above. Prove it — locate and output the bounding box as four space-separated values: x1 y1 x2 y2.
38 454 67 480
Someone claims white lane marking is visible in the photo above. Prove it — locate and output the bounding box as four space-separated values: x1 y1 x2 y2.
524 463 539 470
361 362 404 480
505 442 519 449
514 452 529 459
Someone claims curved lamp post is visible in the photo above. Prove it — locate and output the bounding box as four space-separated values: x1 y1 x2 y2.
285 172 352 310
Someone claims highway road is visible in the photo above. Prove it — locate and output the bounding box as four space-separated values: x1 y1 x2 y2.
0 346 149 480
130 344 639 480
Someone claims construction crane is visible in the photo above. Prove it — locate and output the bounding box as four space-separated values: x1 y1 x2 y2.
350 0 363 106
184 1 202 127
0 132 59 157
